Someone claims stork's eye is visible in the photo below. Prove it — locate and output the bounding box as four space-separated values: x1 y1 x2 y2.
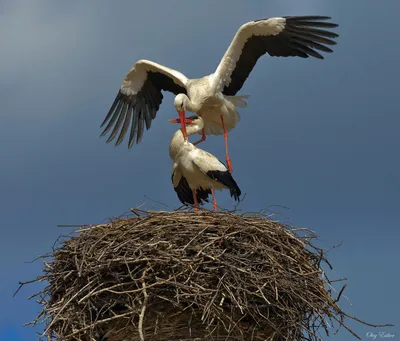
181 101 184 108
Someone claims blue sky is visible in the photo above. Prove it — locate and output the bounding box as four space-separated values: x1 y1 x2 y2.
1 1 399 340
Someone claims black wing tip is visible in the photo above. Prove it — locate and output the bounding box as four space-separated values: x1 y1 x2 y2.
99 129 109 138
285 17 339 59
229 181 242 202
206 170 242 202
99 132 135 148
178 194 211 207
115 139 124 147
100 91 123 128
174 176 211 206
230 189 241 202
106 135 116 144
196 187 212 204
285 15 339 28
325 39 338 45
100 91 141 149
255 16 338 27
100 92 126 143
285 15 333 21
299 15 331 20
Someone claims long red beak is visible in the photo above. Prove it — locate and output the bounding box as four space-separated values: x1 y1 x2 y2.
179 110 188 141
168 117 193 124
168 118 180 123
168 111 189 140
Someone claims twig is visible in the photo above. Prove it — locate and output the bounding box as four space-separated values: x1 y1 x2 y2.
42 280 94 337
139 268 149 341
17 209 391 341
334 284 347 303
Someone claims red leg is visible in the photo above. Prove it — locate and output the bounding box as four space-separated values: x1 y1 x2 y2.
211 189 218 212
220 115 232 173
193 128 206 146
192 189 199 212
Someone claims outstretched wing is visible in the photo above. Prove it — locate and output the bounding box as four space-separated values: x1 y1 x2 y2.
171 164 211 206
212 16 339 95
101 60 189 148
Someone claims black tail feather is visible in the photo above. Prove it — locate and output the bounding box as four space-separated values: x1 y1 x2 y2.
206 170 241 202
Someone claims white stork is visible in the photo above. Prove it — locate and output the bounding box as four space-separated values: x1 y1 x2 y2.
100 16 339 172
169 115 241 211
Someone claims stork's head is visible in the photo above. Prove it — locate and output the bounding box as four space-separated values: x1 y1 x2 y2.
172 94 190 141
173 93 188 111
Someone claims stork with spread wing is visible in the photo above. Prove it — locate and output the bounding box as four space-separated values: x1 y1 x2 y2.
100 16 339 173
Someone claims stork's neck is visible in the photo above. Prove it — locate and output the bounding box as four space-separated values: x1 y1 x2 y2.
185 100 201 113
169 125 201 160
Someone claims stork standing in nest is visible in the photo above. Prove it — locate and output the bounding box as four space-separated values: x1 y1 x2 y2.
100 16 339 173
169 115 241 211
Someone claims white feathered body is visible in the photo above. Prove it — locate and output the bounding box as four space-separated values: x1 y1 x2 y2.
170 129 228 191
185 76 247 135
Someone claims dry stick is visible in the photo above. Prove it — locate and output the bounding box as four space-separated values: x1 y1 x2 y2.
331 314 362 340
138 268 149 341
182 225 212 251
63 310 136 339
42 279 94 337
328 277 347 283
14 278 41 297
78 282 134 304
334 284 347 303
106 275 184 295
19 210 391 341
342 312 394 328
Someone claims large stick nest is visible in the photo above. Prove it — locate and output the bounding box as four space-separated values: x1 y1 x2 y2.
22 210 388 341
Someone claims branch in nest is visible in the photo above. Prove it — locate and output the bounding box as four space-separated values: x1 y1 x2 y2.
17 209 393 341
